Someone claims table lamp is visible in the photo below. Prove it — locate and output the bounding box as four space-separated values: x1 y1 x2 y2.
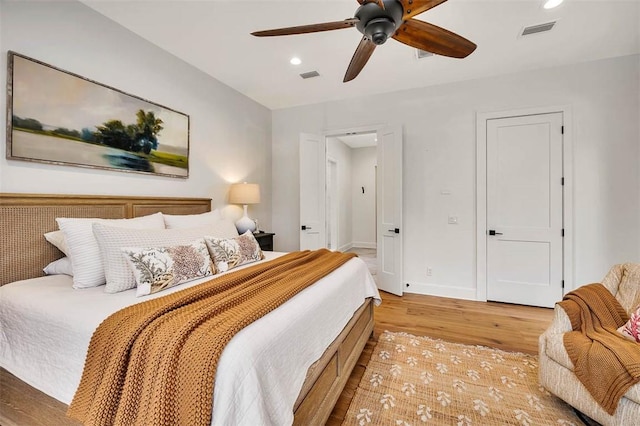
229 182 260 234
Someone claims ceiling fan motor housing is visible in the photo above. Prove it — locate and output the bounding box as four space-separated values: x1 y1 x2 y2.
355 1 404 45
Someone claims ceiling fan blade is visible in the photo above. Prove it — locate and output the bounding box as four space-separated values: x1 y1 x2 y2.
393 19 476 58
252 18 359 37
398 0 448 20
344 37 377 82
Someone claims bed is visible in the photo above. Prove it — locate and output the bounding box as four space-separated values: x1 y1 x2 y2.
0 193 379 426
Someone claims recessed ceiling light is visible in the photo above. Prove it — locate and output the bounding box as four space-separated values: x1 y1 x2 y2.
290 57 302 65
543 0 564 9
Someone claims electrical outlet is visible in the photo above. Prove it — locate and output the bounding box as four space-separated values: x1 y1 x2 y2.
426 267 432 276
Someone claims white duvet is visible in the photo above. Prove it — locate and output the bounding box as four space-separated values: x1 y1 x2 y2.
0 252 380 426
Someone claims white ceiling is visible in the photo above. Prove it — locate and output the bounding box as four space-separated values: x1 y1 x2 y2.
83 0 640 110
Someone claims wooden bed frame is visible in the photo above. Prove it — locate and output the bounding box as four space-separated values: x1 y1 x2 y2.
0 193 374 426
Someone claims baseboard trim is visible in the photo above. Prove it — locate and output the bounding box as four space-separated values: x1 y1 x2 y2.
404 281 477 301
338 243 353 252
351 242 377 249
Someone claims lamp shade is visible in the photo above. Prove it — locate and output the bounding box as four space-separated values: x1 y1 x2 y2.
229 183 260 205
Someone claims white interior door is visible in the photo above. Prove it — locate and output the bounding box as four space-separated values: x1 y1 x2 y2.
377 125 403 296
299 133 326 250
486 113 563 308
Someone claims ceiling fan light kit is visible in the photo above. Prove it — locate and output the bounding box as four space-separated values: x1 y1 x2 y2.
251 0 476 83
355 1 403 45
543 0 564 10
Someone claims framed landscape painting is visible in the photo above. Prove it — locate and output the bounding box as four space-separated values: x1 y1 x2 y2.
6 51 190 178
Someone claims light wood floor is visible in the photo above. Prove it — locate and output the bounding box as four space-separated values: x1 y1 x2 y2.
327 291 555 425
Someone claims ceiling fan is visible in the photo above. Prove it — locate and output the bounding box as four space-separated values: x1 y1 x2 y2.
251 0 477 83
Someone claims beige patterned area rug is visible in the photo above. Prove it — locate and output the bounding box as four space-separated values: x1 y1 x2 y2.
343 331 583 426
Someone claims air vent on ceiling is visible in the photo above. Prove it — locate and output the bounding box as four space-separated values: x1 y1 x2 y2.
300 71 320 79
521 20 557 37
415 49 434 59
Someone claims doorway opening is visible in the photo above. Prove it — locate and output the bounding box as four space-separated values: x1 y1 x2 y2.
325 133 378 264
299 125 403 295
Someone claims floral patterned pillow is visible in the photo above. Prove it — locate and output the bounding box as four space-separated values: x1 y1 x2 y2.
204 231 264 273
618 305 640 343
122 238 215 297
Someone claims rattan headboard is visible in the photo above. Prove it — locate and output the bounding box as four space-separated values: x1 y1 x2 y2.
0 193 211 286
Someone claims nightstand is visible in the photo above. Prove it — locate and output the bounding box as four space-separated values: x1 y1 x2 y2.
253 232 275 251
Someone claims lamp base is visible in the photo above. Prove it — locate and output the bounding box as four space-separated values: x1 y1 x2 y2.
235 205 256 234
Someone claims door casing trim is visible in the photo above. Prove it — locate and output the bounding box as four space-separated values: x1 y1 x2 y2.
326 155 340 251
476 105 574 302
319 123 404 295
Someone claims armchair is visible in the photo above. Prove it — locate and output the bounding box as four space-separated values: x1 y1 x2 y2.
539 263 640 425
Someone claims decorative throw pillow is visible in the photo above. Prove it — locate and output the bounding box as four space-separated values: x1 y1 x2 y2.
57 213 165 289
618 305 640 343
44 230 70 257
204 231 264 273
43 257 73 276
163 210 222 228
122 239 215 297
93 224 219 294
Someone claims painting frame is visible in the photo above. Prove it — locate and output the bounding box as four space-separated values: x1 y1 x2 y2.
6 51 190 178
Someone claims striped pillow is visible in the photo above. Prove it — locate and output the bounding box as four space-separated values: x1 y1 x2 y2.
56 213 165 289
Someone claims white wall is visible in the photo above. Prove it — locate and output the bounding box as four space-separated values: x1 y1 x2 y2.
0 1 272 228
351 147 376 248
327 137 352 251
272 55 640 297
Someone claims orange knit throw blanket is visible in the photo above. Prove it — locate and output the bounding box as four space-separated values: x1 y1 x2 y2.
558 283 640 415
67 249 355 426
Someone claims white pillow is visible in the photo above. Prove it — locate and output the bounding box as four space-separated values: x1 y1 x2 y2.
163 210 221 228
164 211 238 239
93 224 218 293
206 218 240 239
44 230 70 257
43 257 73 276
56 213 165 289
122 239 215 297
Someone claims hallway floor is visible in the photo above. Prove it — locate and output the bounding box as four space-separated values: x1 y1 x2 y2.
347 247 376 280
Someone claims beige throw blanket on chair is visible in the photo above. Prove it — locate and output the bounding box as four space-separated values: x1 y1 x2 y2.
558 283 640 415
68 249 355 426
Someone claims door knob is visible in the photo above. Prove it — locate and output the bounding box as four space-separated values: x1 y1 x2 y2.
387 228 400 234
301 225 312 231
488 230 503 236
